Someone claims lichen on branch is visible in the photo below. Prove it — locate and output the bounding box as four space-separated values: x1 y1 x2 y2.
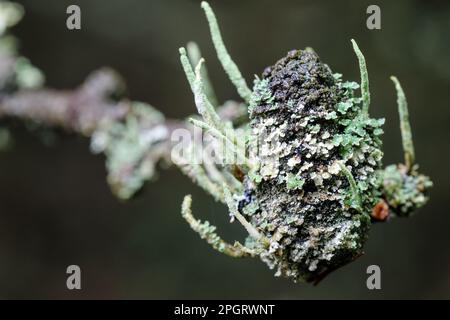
0 1 432 284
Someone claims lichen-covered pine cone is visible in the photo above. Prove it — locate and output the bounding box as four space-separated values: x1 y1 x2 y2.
240 49 384 282
179 2 432 285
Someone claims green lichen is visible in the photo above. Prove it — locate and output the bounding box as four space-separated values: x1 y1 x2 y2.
381 164 432 217
201 1 252 103
14 57 44 89
248 77 274 114
181 195 256 257
286 173 305 191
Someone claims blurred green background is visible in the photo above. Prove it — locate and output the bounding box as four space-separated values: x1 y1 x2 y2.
0 0 448 299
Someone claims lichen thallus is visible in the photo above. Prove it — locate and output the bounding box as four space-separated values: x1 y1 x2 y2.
178 2 432 283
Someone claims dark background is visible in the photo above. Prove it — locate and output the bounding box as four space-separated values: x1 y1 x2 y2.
0 0 448 299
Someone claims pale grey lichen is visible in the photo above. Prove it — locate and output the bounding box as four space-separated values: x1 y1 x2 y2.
91 102 170 199
0 1 44 151
0 1 23 35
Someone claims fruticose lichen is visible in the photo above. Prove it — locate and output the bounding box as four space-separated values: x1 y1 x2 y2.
179 2 432 283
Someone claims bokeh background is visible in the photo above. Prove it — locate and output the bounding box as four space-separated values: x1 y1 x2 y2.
0 0 449 299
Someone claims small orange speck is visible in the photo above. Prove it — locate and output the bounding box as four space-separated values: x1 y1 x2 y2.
371 200 389 221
